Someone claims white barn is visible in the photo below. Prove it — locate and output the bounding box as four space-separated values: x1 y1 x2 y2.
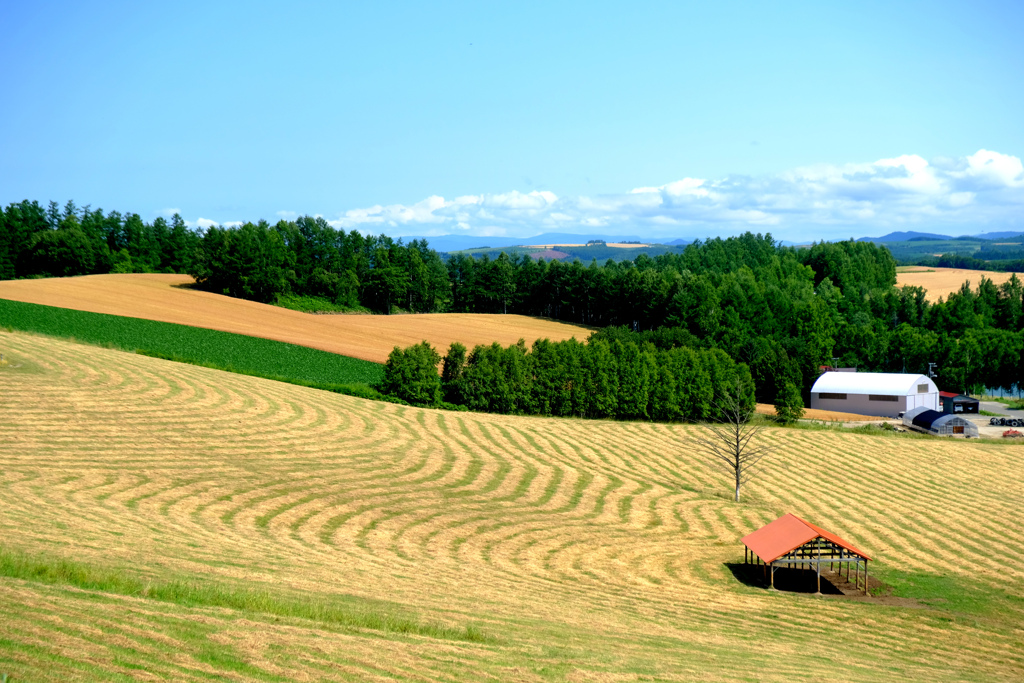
810 372 939 417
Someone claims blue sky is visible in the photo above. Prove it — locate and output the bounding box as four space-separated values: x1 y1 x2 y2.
2 1 1022 240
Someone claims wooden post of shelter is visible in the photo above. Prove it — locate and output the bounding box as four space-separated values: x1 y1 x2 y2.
815 539 821 595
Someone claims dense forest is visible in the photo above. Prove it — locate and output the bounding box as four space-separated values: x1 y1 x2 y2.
3 199 1023 417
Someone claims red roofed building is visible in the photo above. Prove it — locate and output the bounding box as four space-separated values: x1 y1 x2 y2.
741 513 871 594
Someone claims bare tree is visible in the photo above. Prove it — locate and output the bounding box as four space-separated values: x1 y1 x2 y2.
691 380 771 502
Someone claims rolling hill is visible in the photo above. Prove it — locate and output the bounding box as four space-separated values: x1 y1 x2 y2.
1 330 1022 681
0 273 590 363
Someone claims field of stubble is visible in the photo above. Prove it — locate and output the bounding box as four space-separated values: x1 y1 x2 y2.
1 330 1022 681
896 267 1016 301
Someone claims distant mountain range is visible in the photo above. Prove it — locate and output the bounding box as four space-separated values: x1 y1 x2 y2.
857 231 953 242
403 233 666 252
973 231 1024 240
402 229 1024 254
858 230 1024 243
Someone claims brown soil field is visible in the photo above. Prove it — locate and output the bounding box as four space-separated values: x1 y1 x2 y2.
1 330 1023 681
0 273 589 363
896 267 1017 301
529 248 571 260
755 403 886 421
529 242 651 248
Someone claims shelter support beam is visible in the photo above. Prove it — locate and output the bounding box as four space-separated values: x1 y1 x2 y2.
815 549 821 595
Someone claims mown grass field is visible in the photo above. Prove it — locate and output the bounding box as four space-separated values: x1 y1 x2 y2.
1 330 1023 681
0 298 383 387
0 273 589 363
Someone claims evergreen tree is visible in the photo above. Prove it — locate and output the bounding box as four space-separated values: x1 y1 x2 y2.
774 382 804 423
441 342 468 404
581 339 619 418
613 340 653 420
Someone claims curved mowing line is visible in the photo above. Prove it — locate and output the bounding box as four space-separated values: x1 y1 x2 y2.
6 330 1024 681
616 481 653 524
763 432 1023 575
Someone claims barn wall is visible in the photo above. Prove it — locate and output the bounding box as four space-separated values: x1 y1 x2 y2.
906 391 940 412
811 393 907 417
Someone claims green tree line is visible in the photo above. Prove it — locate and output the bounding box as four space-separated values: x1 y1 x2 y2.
5 199 1024 399
378 337 773 423
0 200 198 279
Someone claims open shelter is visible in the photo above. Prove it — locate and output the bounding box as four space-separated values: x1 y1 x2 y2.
741 513 871 594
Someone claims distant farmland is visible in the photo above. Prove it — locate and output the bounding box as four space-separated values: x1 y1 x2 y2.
0 273 589 363
1 330 1022 681
896 266 1017 301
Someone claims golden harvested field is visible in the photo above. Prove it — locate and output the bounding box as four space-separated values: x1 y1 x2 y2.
2 331 1024 681
755 403 885 422
0 273 588 363
896 267 1016 301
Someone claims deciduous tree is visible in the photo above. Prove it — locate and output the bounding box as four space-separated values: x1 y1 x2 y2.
692 378 771 502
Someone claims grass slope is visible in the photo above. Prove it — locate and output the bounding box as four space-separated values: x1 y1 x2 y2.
0 297 383 387
0 546 484 642
1 331 1023 681
273 292 371 314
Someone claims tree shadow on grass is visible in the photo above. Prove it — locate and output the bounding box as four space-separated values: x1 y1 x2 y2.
724 562 844 595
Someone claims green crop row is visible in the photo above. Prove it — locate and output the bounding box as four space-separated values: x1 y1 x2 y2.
0 298 384 388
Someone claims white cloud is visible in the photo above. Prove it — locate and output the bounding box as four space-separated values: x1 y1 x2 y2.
158 208 182 217
958 149 1024 187
187 217 242 229
183 150 1024 239
631 177 711 198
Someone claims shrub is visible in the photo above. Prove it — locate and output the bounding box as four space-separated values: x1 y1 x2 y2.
378 341 442 406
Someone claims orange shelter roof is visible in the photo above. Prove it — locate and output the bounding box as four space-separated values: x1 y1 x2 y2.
741 513 872 563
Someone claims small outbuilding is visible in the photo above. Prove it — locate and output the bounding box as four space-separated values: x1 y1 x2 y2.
903 406 979 437
741 513 871 594
939 391 980 414
810 371 939 417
